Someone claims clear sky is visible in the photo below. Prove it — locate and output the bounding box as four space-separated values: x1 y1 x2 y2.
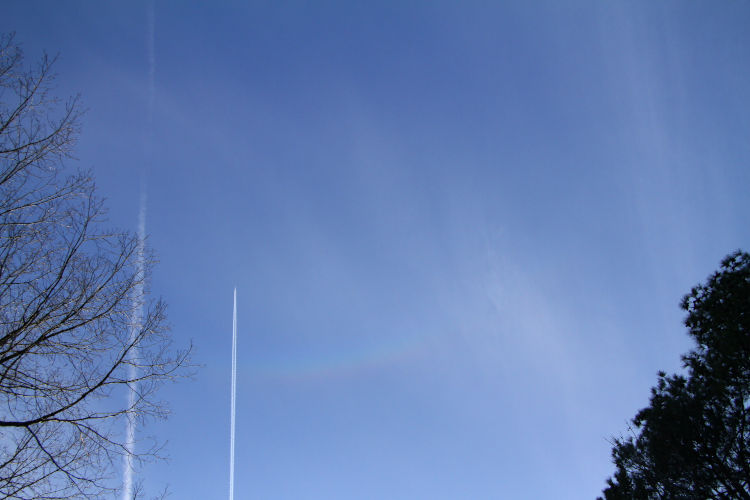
3 1 750 498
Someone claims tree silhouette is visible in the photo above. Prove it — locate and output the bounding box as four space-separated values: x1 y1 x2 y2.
0 34 190 499
600 251 750 499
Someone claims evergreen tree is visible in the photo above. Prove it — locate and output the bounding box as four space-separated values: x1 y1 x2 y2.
600 251 750 499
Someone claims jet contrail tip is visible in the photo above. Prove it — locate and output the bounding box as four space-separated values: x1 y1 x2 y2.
229 289 237 500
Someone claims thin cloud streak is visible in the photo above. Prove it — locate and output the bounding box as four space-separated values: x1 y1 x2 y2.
123 3 154 496
122 191 146 500
229 288 237 500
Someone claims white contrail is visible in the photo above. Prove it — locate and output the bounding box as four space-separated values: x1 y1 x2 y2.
123 4 154 497
123 192 146 500
229 288 237 500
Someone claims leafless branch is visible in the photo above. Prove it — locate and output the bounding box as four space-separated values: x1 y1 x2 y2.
0 33 191 499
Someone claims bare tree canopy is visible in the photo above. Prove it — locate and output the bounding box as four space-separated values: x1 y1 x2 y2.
0 33 189 499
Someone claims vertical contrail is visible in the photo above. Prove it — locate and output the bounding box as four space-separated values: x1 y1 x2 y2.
123 193 146 500
229 288 237 500
123 3 154 498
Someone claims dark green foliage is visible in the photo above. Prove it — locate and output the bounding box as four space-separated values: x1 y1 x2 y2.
599 251 750 499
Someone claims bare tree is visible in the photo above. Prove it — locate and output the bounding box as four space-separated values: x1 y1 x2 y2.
0 34 189 499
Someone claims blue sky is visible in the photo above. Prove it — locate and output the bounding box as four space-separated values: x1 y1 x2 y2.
4 1 750 498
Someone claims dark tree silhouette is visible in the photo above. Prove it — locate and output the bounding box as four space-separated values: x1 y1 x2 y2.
599 251 750 499
0 34 189 499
